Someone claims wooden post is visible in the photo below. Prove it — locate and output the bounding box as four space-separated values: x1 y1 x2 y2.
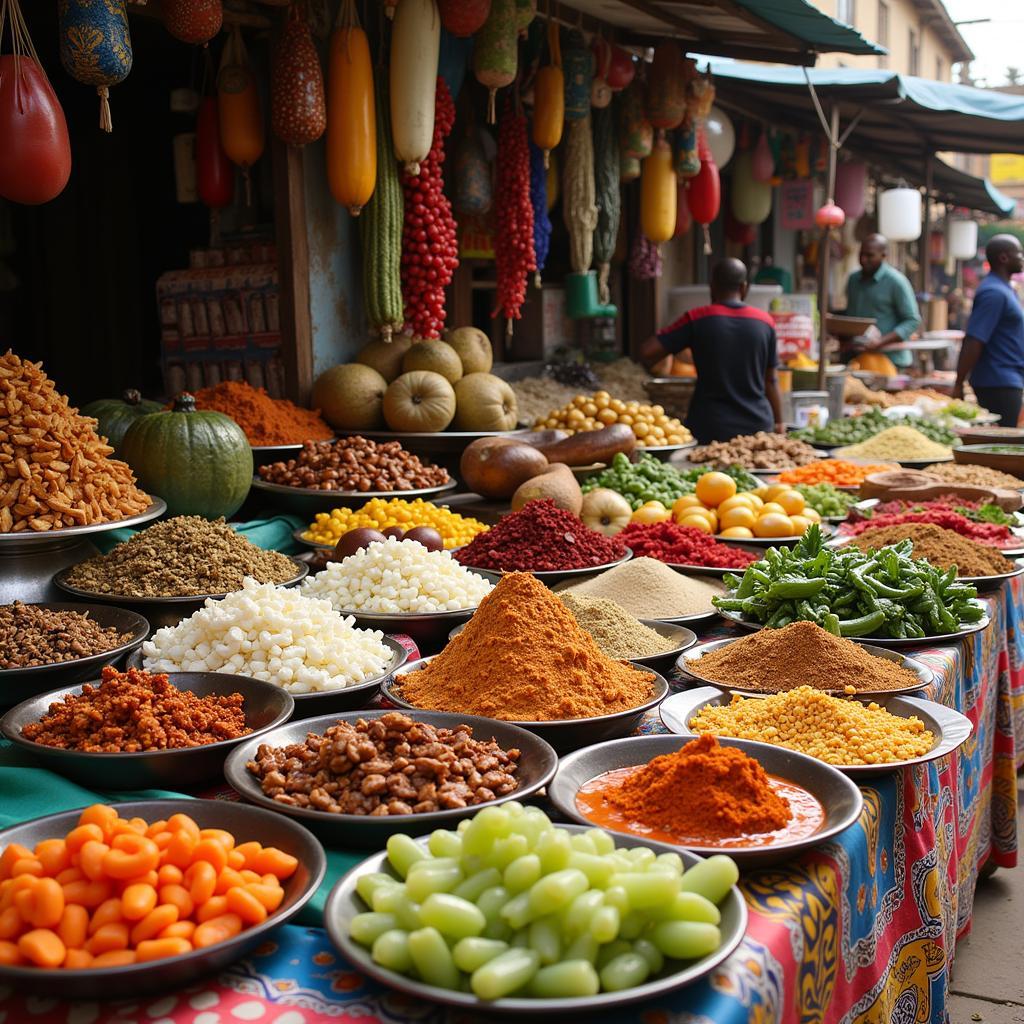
920 154 933 294
816 103 840 393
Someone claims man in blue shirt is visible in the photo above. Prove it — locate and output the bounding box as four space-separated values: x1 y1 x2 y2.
843 234 922 368
953 234 1024 426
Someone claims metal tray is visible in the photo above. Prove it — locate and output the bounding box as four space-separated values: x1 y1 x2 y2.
0 498 166 549
456 549 632 588
128 635 408 718
659 685 973 778
0 603 149 705
293 527 333 551
250 477 458 516
1 671 294 788
549 734 863 867
0 799 325 998
383 658 669 753
666 549 763 579
224 710 558 846
324 823 747 1014
675 637 933 697
961 558 1024 592
716 523 835 548
54 557 310 631
250 442 305 468
715 603 991 648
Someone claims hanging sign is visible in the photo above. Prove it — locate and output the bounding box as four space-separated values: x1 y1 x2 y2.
780 179 814 231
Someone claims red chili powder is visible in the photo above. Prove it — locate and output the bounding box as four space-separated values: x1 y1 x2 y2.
617 521 759 568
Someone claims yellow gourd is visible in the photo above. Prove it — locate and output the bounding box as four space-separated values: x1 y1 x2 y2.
326 0 376 214
217 26 264 202
849 353 899 375
531 20 563 167
640 137 675 244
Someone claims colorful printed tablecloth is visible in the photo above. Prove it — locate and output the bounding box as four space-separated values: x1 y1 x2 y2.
0 581 1021 1024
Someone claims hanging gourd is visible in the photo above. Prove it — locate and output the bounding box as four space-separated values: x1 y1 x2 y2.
687 143 720 255
731 150 772 225
752 129 773 183
592 37 634 91
592 105 620 305
794 136 811 178
326 0 375 211
674 119 699 179
473 0 516 124
454 128 492 215
531 20 562 167
163 0 222 46
439 0 490 37
0 0 71 204
58 0 132 133
590 35 612 109
618 80 652 160
272 4 326 147
725 209 756 246
196 96 233 208
640 135 675 245
562 29 591 121
546 151 559 209
563 115 598 274
674 180 691 237
218 26 264 201
381 1 397 18
686 67 714 121
392 0 440 172
515 0 535 34
620 155 640 183
645 42 685 130
836 160 867 220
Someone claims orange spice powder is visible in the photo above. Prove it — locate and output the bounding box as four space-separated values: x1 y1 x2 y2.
190 380 334 446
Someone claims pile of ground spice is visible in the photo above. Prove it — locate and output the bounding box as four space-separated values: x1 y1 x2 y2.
603 734 791 838
688 621 923 694
845 523 1015 578
557 557 725 618
395 572 655 721
64 516 299 597
190 380 333 446
559 593 675 660
0 602 133 669
453 500 626 572
840 508 1012 546
617 521 758 569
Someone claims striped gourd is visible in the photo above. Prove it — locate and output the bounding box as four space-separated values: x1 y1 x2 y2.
592 105 620 304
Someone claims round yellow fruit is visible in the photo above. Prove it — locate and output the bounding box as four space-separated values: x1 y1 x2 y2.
753 512 795 538
774 489 806 515
760 502 786 516
803 507 822 523
718 494 756 515
746 493 764 510
720 526 755 539
631 503 671 524
788 514 812 535
719 506 757 531
760 484 787 502
679 514 714 534
672 495 705 518
695 472 737 508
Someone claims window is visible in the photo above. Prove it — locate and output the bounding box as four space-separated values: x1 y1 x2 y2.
908 28 920 76
935 56 944 81
837 0 856 24
876 1 889 67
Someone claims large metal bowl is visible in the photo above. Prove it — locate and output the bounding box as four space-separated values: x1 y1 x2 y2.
549 734 864 868
0 799 325 998
383 658 668 753
54 557 310 631
224 710 558 846
324 823 747 1014
128 635 408 718
1 671 295 788
0 602 149 706
456 548 632 589
962 557 1024 592
250 476 458 517
250 441 305 468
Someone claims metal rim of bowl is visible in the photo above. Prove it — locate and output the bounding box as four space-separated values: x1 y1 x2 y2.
384 656 669 729
0 498 167 546
250 477 458 501
715 523 835 547
53 557 310 605
658 685 974 777
830 530 1024 558
457 547 632 581
0 799 326 986
224 709 559 828
665 546 764 578
548 734 864 860
674 636 934 697
959 557 1024 588
0 603 150 680
323 823 747 1014
0 671 296 765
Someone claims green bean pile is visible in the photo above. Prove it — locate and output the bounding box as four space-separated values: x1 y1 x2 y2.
714 525 984 640
794 483 858 519
791 408 957 447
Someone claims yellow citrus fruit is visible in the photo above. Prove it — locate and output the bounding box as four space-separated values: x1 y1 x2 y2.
788 514 812 535
718 494 756 515
672 495 705 518
631 504 672 524
695 472 737 508
720 526 755 539
679 514 714 534
754 485 770 498
774 489 806 515
760 502 786 516
746 493 764 510
719 506 757 531
753 512 795 538
803 507 822 523
761 484 787 502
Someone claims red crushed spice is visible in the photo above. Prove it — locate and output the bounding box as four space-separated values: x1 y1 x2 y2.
839 509 1012 545
453 499 626 572
617 521 759 569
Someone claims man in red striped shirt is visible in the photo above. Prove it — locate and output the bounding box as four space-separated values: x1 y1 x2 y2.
640 258 784 444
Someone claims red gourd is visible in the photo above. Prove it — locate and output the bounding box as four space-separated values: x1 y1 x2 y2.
271 4 326 146
592 37 634 91
439 0 490 36
687 150 720 255
196 97 233 208
163 0 222 46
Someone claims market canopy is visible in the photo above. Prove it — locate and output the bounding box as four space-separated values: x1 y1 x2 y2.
557 0 884 64
880 155 1018 218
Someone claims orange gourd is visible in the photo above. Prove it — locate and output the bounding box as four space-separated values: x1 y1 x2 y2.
326 0 376 214
640 136 675 244
217 26 264 199
531 20 562 168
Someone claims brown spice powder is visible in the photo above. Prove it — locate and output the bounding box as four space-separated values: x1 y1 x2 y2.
846 523 1015 577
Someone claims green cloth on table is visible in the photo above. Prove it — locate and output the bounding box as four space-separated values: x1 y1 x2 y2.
92 515 307 556
0 747 360 926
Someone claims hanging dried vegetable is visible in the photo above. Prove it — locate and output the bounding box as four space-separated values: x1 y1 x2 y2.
592 104 620 306
562 114 597 275
401 77 458 338
629 226 661 280
641 135 675 245
163 0 222 45
272 4 326 147
618 79 652 160
529 140 551 288
439 0 490 36
361 70 403 340
196 95 233 208
0 0 71 205
531 19 562 167
492 94 534 332
473 0 517 123
562 29 592 121
644 42 685 130
390 0 440 174
218 26 265 200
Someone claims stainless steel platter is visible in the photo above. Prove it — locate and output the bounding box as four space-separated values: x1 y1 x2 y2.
665 549 763 579
0 498 166 548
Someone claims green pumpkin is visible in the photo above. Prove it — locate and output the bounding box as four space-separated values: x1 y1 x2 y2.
121 394 253 519
80 389 163 452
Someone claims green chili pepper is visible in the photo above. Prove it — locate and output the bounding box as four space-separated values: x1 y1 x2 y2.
822 612 841 635
837 610 886 636
766 577 827 600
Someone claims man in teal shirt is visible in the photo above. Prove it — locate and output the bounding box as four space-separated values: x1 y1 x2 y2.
843 234 922 368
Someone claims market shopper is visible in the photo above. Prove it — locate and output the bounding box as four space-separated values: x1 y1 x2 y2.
842 234 922 367
952 234 1024 427
640 258 783 444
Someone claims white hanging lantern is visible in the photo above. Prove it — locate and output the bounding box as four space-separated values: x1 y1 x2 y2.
878 187 922 242
703 105 735 170
948 218 979 260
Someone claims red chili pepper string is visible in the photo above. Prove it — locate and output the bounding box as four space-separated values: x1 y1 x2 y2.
617 522 759 568
401 78 458 339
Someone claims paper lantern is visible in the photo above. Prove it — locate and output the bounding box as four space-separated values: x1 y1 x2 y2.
752 130 773 183
878 187 922 242
948 218 979 260
730 150 772 225
702 105 734 169
835 160 867 220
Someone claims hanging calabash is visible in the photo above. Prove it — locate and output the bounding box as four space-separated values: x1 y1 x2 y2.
687 151 720 255
835 160 867 220
196 96 234 208
815 201 846 229
163 0 223 45
439 0 490 37
752 130 773 183
218 26 265 200
730 150 772 225
271 4 326 146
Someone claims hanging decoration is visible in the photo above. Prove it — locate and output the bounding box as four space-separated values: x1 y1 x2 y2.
562 29 593 121
814 201 845 229
686 64 714 120
531 19 563 167
196 96 233 208
794 136 811 178
629 226 662 280
752 129 773 183
731 149 772 225
529 140 551 286
589 34 613 109
835 159 867 220
674 179 692 237
217 25 264 201
272 3 326 147
381 0 397 18
162 0 222 46
687 137 720 255
326 0 375 211
391 0 441 174
454 127 491 216
58 0 133 132
674 119 699 179
948 219 978 261
515 0 535 34
645 42 686 130
563 115 597 275
0 0 71 204
439 0 490 36
620 156 640 183
725 209 756 246
473 0 517 123
619 80 652 161
592 104 620 305
878 187 921 241
641 135 676 245
592 37 634 91
701 105 734 170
